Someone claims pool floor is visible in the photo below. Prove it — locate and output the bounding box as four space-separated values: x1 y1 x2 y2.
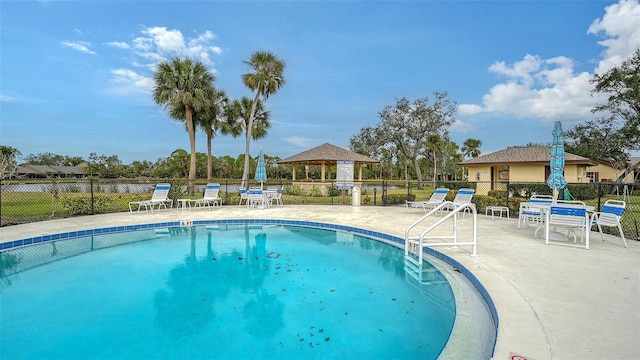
1 225 457 359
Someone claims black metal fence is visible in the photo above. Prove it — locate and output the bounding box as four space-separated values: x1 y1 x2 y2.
2 178 639 240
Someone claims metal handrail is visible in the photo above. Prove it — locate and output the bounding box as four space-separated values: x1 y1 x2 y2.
404 201 478 265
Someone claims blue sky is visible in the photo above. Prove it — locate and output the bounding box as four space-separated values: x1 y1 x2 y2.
2 0 639 164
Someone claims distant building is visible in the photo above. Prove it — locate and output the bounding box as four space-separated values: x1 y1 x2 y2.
458 146 638 195
11 163 89 179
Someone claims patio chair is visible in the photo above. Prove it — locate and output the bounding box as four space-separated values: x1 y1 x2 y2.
193 183 221 210
443 188 475 216
406 188 449 213
238 187 248 206
543 203 590 249
590 200 627 248
267 186 284 206
518 194 554 229
128 183 172 213
247 188 264 208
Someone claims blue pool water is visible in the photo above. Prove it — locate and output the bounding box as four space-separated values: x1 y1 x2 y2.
1 224 458 359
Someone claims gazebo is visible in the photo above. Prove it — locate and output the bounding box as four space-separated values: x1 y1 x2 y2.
277 143 379 195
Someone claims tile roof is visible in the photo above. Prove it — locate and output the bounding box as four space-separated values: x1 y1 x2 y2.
278 143 379 165
459 146 598 166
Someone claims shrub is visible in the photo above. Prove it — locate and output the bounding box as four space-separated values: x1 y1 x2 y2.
284 185 306 196
60 194 115 215
382 194 413 204
487 190 507 201
327 186 340 196
309 186 323 197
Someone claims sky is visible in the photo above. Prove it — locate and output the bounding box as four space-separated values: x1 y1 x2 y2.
1 0 639 164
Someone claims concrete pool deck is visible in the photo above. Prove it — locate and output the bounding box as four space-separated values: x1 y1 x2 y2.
1 205 638 360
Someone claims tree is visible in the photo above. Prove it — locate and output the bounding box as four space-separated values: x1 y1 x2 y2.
154 58 214 194
424 134 448 186
569 48 640 181
461 138 482 159
376 93 456 189
591 48 640 150
86 153 123 178
192 87 230 182
0 145 21 179
239 51 286 188
226 96 272 183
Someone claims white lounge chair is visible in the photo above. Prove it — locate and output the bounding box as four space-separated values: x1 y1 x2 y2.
238 187 248 206
406 188 449 213
591 199 627 248
193 183 221 210
128 183 172 213
443 188 475 216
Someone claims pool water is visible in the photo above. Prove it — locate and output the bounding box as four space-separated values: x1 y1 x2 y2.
1 225 456 359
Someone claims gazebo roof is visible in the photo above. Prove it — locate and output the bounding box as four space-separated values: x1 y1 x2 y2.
277 143 379 165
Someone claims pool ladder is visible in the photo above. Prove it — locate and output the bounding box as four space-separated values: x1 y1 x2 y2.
404 201 478 267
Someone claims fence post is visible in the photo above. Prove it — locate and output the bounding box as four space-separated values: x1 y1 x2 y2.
382 181 388 206
373 188 377 205
597 182 602 211
91 179 95 215
506 180 510 207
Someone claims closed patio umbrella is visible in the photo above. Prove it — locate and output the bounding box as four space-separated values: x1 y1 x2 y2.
547 121 567 200
254 149 267 189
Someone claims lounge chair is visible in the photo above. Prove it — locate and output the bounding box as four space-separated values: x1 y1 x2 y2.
591 200 627 248
406 188 449 213
238 187 248 206
193 183 221 210
128 183 172 213
443 188 475 216
517 194 554 229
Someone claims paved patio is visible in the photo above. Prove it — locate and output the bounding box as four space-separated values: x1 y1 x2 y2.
1 205 638 360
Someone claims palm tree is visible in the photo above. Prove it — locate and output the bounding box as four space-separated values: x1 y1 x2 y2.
153 58 214 194
425 134 446 188
461 138 482 159
194 87 230 182
240 51 286 188
226 97 272 176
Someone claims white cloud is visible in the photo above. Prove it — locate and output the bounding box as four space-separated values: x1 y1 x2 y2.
61 41 97 55
588 0 640 73
105 26 223 95
457 104 482 116
109 68 154 94
285 136 314 147
107 41 130 49
0 94 19 102
458 0 640 123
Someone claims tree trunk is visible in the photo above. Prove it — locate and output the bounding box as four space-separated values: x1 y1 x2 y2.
241 91 262 188
413 157 423 190
186 106 196 196
206 129 213 183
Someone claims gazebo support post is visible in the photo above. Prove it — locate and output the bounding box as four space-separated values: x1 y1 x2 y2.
321 161 326 182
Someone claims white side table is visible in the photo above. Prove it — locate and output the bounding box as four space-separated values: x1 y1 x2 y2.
177 199 193 211
486 206 509 220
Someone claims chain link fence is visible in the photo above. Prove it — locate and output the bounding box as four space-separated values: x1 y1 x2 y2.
2 178 639 241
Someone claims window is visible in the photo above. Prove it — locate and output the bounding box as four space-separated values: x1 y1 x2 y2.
586 172 599 183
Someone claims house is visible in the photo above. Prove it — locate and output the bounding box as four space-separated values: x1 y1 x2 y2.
11 163 89 179
458 146 615 195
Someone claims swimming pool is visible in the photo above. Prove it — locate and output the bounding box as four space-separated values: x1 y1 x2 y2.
0 220 497 359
